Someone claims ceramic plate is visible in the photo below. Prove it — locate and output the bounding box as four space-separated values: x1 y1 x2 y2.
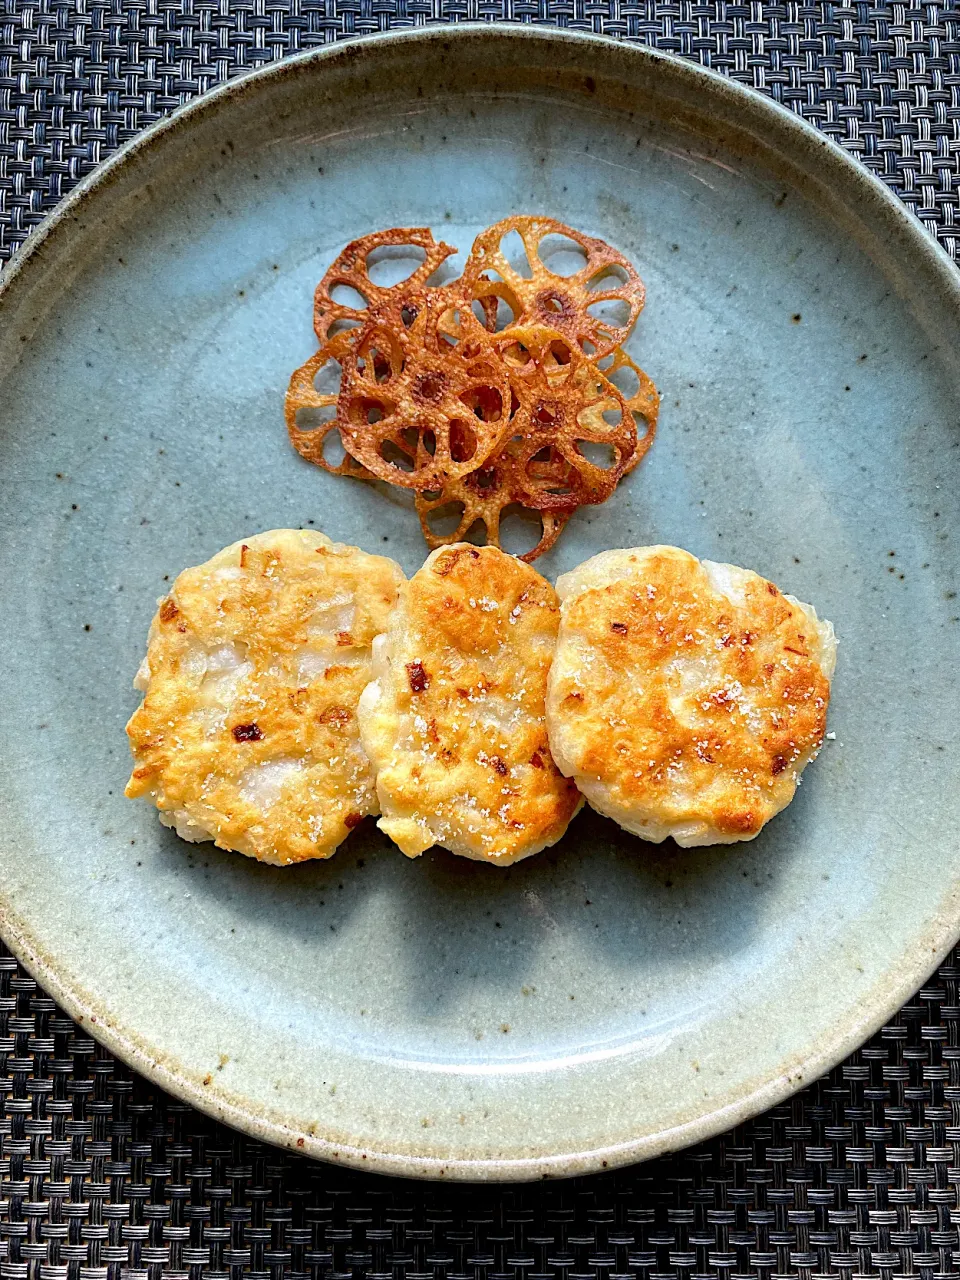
1 27 959 1181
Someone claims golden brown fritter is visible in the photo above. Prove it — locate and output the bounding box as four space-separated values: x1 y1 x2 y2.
125 529 404 865
546 546 837 846
358 544 582 864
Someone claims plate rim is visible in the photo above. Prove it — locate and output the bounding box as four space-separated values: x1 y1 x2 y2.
2 23 960 1181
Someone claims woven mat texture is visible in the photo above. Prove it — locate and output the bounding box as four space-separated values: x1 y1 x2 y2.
1 948 960 1280
2 1 960 260
3 2 960 1277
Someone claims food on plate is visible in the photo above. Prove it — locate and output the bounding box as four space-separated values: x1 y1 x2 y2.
415 327 658 562
125 530 838 863
312 226 457 346
357 543 582 864
546 546 837 846
459 214 646 358
284 338 373 480
125 529 404 865
323 292 514 490
286 219 659 561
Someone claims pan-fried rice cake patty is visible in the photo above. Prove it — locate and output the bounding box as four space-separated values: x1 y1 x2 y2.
358 544 582 865
546 546 837 846
125 529 404 865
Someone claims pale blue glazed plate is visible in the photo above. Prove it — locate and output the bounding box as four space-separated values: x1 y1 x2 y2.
1 26 959 1181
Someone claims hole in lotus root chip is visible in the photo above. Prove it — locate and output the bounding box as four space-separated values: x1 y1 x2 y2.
423 498 469 541
285 337 375 480
335 294 515 490
462 217 646 359
498 504 559 559
314 228 458 345
329 283 369 312
576 440 618 470
471 295 515 332
365 243 428 288
587 296 632 331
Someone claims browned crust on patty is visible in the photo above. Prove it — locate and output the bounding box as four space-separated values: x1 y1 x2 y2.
360 544 581 863
126 530 403 864
548 547 833 841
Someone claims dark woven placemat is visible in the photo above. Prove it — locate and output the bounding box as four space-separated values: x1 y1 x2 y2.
0 942 959 1279
2 3 960 1276
2 1 960 262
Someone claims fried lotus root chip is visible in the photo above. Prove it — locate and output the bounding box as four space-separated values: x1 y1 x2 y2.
416 445 571 564
334 292 515 490
415 332 660 562
313 227 457 345
285 333 374 479
461 216 646 359
598 344 660 478
493 324 650 509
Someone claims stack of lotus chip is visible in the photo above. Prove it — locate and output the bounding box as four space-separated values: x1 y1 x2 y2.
286 217 659 562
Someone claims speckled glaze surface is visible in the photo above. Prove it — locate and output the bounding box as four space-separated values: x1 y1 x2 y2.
1 27 959 1182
